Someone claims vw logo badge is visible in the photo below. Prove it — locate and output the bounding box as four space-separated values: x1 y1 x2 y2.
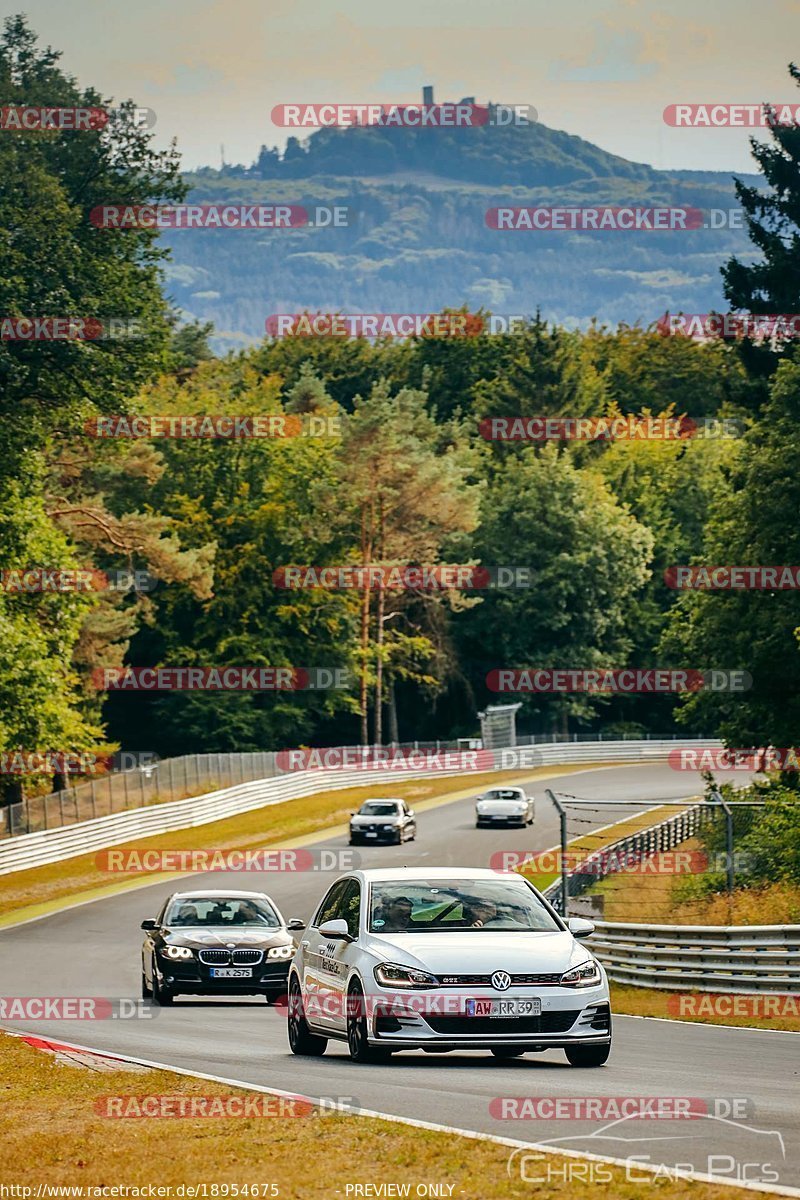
491 970 511 991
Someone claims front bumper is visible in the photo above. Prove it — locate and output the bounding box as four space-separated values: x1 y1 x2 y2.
476 809 529 824
349 826 400 842
158 955 290 996
366 984 611 1049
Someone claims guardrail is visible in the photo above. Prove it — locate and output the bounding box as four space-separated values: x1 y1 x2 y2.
543 802 716 913
0 738 720 874
540 796 796 994
589 921 800 994
0 732 705 840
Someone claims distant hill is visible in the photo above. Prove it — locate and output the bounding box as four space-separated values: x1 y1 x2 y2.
162 118 762 352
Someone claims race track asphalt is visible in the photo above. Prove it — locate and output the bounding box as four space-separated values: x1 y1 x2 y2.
1 762 797 1192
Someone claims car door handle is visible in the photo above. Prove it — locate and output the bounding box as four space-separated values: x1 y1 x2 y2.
301 940 310 948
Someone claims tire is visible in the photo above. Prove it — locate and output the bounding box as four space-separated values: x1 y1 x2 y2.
565 1042 611 1067
152 963 174 1006
141 969 152 1000
394 829 403 845
287 976 327 1056
475 820 483 829
346 982 392 1064
491 1047 526 1058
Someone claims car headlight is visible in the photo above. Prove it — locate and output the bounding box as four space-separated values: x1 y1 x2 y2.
162 945 194 960
374 962 439 989
560 959 602 988
267 944 295 960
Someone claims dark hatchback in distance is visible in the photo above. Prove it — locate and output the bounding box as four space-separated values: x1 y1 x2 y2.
140 890 305 1005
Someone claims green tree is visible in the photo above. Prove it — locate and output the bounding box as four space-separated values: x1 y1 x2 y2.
662 359 800 746
457 445 653 735
723 65 800 314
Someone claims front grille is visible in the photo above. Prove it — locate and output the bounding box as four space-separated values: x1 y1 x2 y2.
437 973 564 987
425 1010 580 1036
232 949 262 965
198 949 230 965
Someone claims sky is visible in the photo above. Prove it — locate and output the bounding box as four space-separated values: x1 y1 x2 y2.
6 0 800 174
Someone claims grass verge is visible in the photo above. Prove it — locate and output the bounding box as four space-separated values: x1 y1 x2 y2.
0 1032 784 1199
611 982 800 1032
591 843 800 926
517 803 676 892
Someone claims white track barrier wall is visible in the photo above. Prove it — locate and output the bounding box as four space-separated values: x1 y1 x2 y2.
0 738 719 875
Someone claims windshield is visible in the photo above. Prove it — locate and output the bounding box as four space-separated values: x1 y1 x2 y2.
368 879 561 933
164 897 280 928
484 789 523 800
359 801 400 815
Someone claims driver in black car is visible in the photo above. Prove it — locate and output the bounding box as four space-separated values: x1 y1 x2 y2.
232 900 262 925
174 903 199 926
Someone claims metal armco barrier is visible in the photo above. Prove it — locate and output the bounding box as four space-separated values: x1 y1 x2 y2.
541 796 794 994
0 738 719 873
589 921 800 995
544 801 715 913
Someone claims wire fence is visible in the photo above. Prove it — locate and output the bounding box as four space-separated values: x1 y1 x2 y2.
0 732 705 841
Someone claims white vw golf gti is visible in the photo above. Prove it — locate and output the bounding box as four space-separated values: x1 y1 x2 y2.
287 867 611 1065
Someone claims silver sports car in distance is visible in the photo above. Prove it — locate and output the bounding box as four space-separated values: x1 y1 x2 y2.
475 786 535 827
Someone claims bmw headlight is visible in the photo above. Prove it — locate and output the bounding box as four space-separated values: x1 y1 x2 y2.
162 945 194 960
267 944 295 960
374 962 439 989
560 959 602 988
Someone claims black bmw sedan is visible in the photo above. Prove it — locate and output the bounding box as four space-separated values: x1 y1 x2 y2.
140 890 305 1005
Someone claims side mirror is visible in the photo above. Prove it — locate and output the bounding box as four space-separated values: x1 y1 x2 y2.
287 918 305 931
407 809 415 817
318 919 352 941
567 917 595 939
141 918 157 931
